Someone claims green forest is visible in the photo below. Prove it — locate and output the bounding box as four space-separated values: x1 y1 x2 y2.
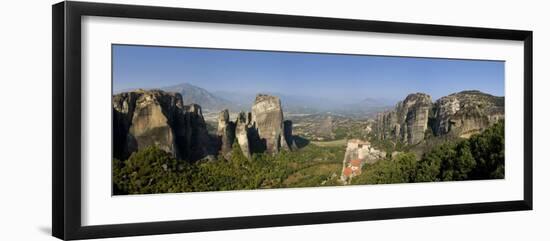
113 142 345 194
352 121 504 185
113 121 504 195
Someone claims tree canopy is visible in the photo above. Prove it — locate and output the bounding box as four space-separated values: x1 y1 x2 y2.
114 121 504 194
352 121 504 185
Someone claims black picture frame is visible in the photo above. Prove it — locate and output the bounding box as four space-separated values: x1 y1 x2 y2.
52 1 533 240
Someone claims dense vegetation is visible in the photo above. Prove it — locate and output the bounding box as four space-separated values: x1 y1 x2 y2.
113 121 504 194
113 142 344 195
351 121 504 185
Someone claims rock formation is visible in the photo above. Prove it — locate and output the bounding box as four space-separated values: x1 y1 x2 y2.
373 90 504 144
112 89 214 162
235 111 253 159
216 94 294 160
374 93 432 145
317 115 334 138
283 120 295 150
251 94 290 154
183 104 214 161
114 91 295 161
432 90 504 138
217 109 235 159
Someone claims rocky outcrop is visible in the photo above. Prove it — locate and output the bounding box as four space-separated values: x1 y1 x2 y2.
374 93 432 145
283 120 295 150
183 104 214 161
433 90 504 138
373 90 504 144
113 89 214 162
251 94 290 154
216 94 293 160
113 91 139 160
235 111 253 159
217 109 235 159
113 91 294 162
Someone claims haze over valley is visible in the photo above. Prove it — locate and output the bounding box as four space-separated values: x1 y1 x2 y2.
112 45 505 194
112 83 504 193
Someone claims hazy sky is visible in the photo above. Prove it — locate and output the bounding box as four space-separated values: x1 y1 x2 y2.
112 44 504 102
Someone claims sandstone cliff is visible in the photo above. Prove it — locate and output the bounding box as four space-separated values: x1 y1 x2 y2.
432 90 504 138
373 90 504 144
234 111 253 159
251 94 290 154
374 93 432 145
113 89 214 162
217 109 235 159
216 94 293 160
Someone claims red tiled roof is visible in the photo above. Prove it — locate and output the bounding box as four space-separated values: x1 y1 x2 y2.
343 168 353 177
350 159 362 167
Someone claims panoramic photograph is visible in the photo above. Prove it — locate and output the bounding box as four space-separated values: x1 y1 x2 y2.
111 44 505 195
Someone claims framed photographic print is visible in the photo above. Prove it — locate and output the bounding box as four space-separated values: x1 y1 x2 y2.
52 1 533 240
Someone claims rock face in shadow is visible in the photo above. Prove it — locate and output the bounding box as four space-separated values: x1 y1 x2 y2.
433 90 504 138
113 91 139 160
112 89 214 162
217 109 235 159
183 104 214 161
283 120 295 150
374 93 432 145
234 111 253 159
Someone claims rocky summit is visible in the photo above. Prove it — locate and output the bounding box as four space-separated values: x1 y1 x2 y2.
251 94 291 154
217 94 294 159
374 93 432 145
113 90 295 162
217 109 235 159
234 111 254 159
112 89 214 162
432 90 504 138
373 90 504 144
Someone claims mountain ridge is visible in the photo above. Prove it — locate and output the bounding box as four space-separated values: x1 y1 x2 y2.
161 83 234 111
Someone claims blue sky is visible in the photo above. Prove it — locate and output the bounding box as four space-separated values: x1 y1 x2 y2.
112 44 504 102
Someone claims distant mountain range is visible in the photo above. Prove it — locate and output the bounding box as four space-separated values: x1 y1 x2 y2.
115 82 394 117
161 83 234 111
213 90 394 116
338 97 395 118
